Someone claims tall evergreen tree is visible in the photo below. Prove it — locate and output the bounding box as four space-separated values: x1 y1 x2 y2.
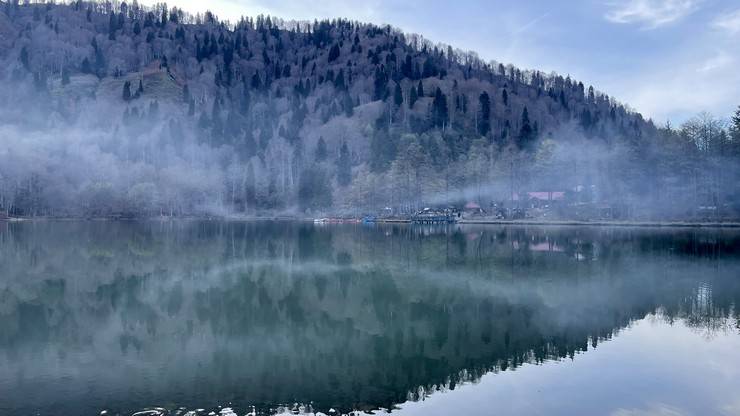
478 91 491 136
432 87 448 129
517 106 535 150
122 81 132 101
336 141 352 186
19 46 30 71
393 83 403 108
409 86 418 108
373 66 388 101
315 137 328 162
108 12 117 40
328 43 341 62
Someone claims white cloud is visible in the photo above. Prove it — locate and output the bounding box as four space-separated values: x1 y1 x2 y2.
614 49 740 123
611 403 687 416
697 50 733 72
713 9 740 35
605 0 698 29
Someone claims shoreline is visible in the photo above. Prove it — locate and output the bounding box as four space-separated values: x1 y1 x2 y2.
3 216 740 228
454 219 740 228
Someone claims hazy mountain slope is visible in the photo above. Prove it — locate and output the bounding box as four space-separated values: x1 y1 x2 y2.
0 1 737 219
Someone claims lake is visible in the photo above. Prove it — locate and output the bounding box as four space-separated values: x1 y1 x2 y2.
0 221 739 416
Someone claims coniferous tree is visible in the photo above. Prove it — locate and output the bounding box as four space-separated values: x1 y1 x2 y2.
81 57 92 74
122 81 132 101
93 39 106 76
417 80 424 97
342 92 354 117
108 12 116 40
409 86 418 108
373 66 388 101
336 141 352 186
334 70 345 90
478 91 491 136
315 137 328 162
19 46 29 70
518 106 534 150
328 43 341 62
393 83 403 108
432 87 448 129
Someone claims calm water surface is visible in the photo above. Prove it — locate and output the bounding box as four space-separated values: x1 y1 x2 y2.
0 221 739 416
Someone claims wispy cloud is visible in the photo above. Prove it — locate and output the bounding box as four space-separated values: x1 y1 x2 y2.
618 49 740 122
712 9 740 35
697 50 733 73
605 0 698 29
512 12 550 35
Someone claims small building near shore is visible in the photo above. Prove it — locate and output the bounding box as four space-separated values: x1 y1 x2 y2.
463 201 486 217
511 191 566 208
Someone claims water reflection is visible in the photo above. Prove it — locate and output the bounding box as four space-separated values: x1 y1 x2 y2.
0 222 738 415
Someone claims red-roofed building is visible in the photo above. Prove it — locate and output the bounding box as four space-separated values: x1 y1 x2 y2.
463 201 486 217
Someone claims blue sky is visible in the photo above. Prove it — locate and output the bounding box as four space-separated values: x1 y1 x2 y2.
146 0 740 124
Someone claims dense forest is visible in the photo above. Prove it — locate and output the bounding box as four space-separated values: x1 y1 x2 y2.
0 0 739 219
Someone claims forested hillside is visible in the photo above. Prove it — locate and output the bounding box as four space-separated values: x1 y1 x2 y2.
0 0 739 219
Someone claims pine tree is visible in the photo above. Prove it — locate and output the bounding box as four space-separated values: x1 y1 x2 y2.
122 81 132 101
336 141 352 186
315 137 328 162
251 73 262 90
342 92 354 117
81 58 92 74
328 43 341 62
19 47 29 70
432 87 448 129
478 91 491 136
108 12 117 40
517 106 535 150
393 83 403 107
160 7 168 27
373 66 388 101
93 39 106 76
334 70 345 90
417 80 424 97
502 88 508 106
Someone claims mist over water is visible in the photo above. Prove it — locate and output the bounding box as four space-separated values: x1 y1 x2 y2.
0 221 738 415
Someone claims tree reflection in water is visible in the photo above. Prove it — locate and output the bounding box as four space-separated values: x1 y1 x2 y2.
0 222 738 415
